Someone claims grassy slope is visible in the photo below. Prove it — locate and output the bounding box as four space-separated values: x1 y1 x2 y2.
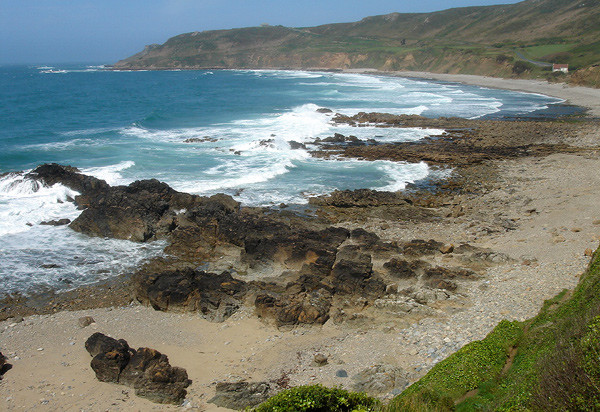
115 0 600 84
387 248 600 411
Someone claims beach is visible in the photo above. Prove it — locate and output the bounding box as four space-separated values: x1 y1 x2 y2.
1 73 600 411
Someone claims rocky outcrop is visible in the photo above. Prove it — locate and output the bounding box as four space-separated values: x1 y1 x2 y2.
85 333 191 404
209 381 274 410
132 268 247 322
310 189 411 208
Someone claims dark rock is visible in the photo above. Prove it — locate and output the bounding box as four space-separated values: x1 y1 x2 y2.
401 239 444 256
85 333 190 404
309 189 410 208
288 141 307 150
133 268 247 322
209 381 273 409
40 218 71 226
316 108 333 113
0 352 11 380
85 332 131 358
85 333 132 383
383 259 428 279
350 228 380 247
255 288 332 327
331 246 384 297
120 347 190 404
423 266 476 281
25 163 109 196
335 369 348 378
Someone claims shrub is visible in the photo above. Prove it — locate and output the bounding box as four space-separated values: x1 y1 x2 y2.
252 384 380 412
512 60 534 74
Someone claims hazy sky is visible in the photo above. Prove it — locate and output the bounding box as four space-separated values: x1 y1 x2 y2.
1 0 522 65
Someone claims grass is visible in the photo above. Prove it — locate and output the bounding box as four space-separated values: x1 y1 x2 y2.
385 248 600 411
519 44 577 60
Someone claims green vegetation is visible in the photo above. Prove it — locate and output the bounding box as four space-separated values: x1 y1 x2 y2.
386 248 600 411
115 0 600 82
252 385 380 412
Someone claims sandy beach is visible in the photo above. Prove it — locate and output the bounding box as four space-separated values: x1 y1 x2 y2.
1 74 600 411
347 69 600 117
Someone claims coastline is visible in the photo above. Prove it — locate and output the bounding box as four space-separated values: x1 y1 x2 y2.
1 70 600 411
345 69 600 117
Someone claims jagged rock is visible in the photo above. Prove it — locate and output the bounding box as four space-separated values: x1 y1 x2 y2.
401 239 444 256
25 163 109 196
255 288 332 327
331 246 385 297
350 228 380 247
383 259 428 279
209 381 273 410
84 333 190 405
352 364 408 394
120 348 190 404
316 108 333 113
86 333 133 382
40 218 71 226
133 268 247 322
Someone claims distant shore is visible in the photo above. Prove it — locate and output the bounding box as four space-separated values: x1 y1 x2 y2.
345 69 600 117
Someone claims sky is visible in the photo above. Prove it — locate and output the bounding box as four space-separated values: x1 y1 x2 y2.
0 0 522 65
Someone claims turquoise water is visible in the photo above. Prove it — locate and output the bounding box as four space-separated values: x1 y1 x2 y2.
0 64 566 295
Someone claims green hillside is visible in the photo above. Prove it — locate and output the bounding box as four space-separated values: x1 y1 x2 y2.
115 0 600 83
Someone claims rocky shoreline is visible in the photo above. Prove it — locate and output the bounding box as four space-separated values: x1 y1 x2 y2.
1 110 599 410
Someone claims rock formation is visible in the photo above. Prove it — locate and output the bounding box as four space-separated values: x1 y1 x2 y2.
85 333 191 404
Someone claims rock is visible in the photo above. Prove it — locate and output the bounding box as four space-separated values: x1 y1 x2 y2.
424 266 476 281
120 347 191 404
316 108 333 113
40 218 71 226
553 235 566 243
85 333 190 404
78 316 95 328
439 244 454 254
585 248 594 257
209 381 273 409
401 239 444 256
288 141 307 150
313 353 328 367
255 288 332 327
352 364 408 394
133 268 247 322
451 205 464 218
383 259 428 279
85 333 133 382
335 369 348 378
0 352 11 380
331 246 385 297
309 189 410 208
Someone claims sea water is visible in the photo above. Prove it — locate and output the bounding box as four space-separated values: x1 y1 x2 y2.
0 65 567 295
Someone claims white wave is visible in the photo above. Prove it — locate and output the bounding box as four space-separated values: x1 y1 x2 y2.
81 161 135 186
376 161 430 191
0 174 81 237
0 226 165 296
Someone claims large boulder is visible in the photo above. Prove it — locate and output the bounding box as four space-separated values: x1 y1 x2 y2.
84 333 190 405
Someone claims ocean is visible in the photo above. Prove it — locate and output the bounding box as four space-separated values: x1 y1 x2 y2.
0 64 568 296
